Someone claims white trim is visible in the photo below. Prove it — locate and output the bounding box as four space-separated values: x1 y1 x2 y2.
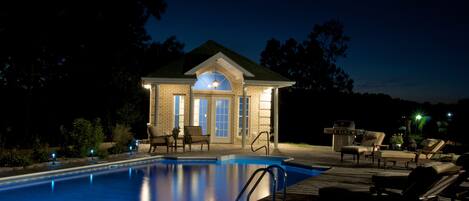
244 80 295 88
184 52 255 77
142 77 196 84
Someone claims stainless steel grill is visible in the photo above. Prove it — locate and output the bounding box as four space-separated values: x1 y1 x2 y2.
324 120 365 152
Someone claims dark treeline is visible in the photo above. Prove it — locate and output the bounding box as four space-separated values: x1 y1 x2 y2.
261 20 468 151
0 0 184 148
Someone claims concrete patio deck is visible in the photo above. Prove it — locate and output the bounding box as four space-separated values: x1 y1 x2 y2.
0 143 453 200
140 143 440 201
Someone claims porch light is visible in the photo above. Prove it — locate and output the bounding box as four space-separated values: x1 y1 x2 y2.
211 80 220 88
143 84 151 89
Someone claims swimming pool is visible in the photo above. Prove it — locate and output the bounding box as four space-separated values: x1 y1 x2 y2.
0 155 325 201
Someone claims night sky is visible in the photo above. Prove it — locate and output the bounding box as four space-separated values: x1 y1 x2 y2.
145 0 469 103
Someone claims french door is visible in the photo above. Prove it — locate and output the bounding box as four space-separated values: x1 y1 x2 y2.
193 96 232 143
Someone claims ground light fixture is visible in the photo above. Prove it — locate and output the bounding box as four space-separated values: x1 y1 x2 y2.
51 153 56 165
129 145 133 155
90 149 95 160
447 112 453 117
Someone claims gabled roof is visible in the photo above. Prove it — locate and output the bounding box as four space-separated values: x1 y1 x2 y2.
145 40 291 82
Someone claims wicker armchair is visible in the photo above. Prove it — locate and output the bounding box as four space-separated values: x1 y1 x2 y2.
147 125 173 153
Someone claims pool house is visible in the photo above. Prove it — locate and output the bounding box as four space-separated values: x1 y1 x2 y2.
141 40 294 148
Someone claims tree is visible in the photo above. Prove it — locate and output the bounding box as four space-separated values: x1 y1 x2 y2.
261 20 353 93
0 0 170 146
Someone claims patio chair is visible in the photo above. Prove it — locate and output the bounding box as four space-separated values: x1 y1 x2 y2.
183 126 210 151
375 138 446 168
147 125 174 153
319 162 462 201
340 131 386 164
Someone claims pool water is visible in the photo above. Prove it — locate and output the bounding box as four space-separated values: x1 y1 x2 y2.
0 158 322 201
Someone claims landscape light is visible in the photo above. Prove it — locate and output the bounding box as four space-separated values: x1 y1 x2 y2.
415 114 422 121
447 112 452 117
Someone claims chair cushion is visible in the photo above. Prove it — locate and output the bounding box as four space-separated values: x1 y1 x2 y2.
148 126 163 137
341 145 372 154
184 126 203 136
361 131 385 146
190 135 210 142
372 172 409 190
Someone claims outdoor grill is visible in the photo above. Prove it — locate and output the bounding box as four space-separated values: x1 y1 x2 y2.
324 120 365 152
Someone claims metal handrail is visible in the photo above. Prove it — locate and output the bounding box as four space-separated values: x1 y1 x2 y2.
235 164 287 201
251 131 270 155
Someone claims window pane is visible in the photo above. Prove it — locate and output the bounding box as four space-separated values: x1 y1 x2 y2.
193 71 231 91
173 95 185 134
238 97 249 136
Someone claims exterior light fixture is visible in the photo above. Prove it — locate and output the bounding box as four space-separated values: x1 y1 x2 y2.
415 114 422 121
90 149 95 160
447 112 452 117
51 153 57 165
143 84 151 89
211 80 220 88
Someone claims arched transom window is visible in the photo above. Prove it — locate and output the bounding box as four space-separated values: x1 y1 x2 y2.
193 71 231 91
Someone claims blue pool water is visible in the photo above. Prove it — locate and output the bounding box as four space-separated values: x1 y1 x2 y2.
0 158 322 201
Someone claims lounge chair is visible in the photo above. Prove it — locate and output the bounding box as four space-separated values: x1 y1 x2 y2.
183 126 210 151
340 131 386 164
376 138 445 168
147 125 173 153
320 162 462 201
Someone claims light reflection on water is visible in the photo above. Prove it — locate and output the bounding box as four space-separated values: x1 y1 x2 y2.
0 161 315 201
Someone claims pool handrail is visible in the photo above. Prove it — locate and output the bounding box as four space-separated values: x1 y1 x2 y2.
236 164 287 201
251 131 270 155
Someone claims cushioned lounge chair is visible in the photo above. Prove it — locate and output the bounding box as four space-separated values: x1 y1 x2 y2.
340 131 386 164
320 162 462 201
183 126 210 151
376 138 446 168
147 125 174 153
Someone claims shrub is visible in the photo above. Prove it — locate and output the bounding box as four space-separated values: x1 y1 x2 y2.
0 151 32 167
69 118 105 157
96 148 109 159
390 134 404 145
112 124 133 153
31 144 50 163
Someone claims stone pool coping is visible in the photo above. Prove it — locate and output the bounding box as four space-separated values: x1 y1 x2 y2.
0 154 330 187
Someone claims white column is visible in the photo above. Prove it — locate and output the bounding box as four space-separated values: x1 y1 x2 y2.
154 84 159 127
189 85 194 126
273 87 279 149
242 86 247 148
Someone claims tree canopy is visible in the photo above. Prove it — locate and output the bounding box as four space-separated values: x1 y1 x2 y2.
0 0 185 146
260 20 353 93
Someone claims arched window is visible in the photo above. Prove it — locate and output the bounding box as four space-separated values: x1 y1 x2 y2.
193 71 231 91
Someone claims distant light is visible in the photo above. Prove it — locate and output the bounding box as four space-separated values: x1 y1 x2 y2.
415 114 422 121
143 84 151 89
52 153 56 159
91 149 94 154
129 146 133 151
447 112 453 117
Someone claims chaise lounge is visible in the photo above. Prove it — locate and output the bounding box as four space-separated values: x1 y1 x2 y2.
320 162 462 201
340 131 386 164
375 138 446 168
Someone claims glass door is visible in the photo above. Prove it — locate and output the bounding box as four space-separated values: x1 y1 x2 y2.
213 97 231 143
193 98 209 135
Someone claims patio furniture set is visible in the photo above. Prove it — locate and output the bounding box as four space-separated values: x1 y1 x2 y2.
147 125 210 153
339 130 447 168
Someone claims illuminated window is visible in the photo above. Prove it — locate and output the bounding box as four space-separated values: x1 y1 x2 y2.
193 71 231 91
238 97 250 136
173 95 184 134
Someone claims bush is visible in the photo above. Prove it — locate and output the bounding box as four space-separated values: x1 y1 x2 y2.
31 144 50 163
0 151 32 167
69 118 105 157
112 124 133 153
96 148 109 159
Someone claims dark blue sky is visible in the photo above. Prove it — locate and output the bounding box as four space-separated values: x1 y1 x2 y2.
145 0 469 103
